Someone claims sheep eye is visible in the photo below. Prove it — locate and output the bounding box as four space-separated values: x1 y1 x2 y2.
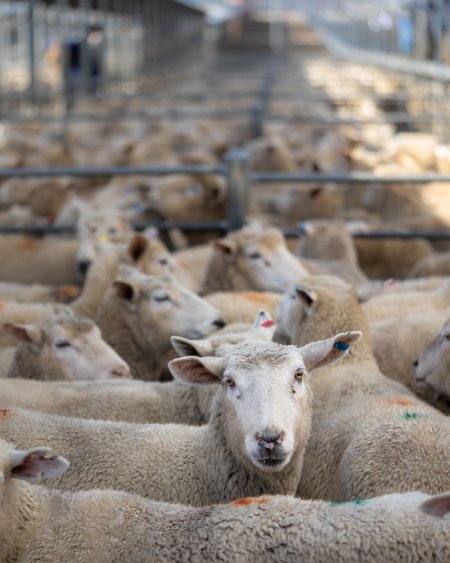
55 339 71 349
159 258 169 266
225 378 236 388
294 370 304 382
248 252 262 260
153 294 171 303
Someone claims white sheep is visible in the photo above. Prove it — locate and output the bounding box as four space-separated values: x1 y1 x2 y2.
0 311 276 423
201 225 309 294
295 220 367 286
0 331 360 505
413 318 450 407
370 310 450 411
275 275 450 500
1 441 449 563
95 266 224 380
2 313 130 381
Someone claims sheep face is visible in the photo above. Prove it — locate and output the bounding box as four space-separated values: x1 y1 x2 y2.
114 269 224 343
296 220 357 262
413 319 450 400
4 317 131 381
171 309 276 358
126 234 184 279
214 227 308 293
76 210 133 277
275 284 318 342
169 333 360 474
146 174 226 222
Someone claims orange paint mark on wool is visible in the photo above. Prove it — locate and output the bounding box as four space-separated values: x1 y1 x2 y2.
0 301 5 311
179 260 190 271
241 293 274 304
16 239 37 250
0 407 15 417
231 496 270 507
387 396 418 407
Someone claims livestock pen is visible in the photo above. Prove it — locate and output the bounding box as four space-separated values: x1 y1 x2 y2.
0 3 450 562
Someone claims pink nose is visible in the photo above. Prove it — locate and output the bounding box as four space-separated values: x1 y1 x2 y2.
110 365 132 379
255 431 286 450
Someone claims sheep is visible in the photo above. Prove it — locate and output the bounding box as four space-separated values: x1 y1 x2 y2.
146 174 227 223
2 440 449 563
362 280 450 322
355 237 434 279
409 252 450 278
201 225 309 294
0 208 132 285
0 303 71 347
95 266 225 380
0 310 276 423
173 243 212 291
0 282 80 304
71 232 196 319
1 313 130 381
275 275 450 500
370 311 450 412
0 331 360 504
413 318 450 407
205 291 281 324
295 220 367 286
0 236 80 285
74 207 133 277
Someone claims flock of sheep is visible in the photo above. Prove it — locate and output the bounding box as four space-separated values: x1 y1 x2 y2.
1 41 450 562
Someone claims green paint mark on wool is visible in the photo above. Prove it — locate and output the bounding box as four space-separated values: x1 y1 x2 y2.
401 412 424 421
328 499 369 506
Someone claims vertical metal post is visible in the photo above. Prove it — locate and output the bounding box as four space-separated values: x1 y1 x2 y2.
28 0 37 106
225 150 251 232
251 102 264 138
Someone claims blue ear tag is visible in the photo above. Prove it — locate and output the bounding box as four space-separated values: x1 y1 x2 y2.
334 341 349 351
298 224 307 235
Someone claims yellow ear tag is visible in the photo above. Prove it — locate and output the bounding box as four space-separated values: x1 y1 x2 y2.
99 234 109 243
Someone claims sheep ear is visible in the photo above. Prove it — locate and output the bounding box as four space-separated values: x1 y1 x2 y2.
11 447 70 483
253 310 276 340
420 493 450 518
254 309 274 329
309 186 323 199
170 336 214 357
297 222 312 237
295 285 317 307
300 331 362 372
3 323 43 345
168 356 225 385
215 239 236 256
127 234 148 263
114 281 138 302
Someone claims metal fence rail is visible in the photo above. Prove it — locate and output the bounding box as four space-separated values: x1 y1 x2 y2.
1 152 450 239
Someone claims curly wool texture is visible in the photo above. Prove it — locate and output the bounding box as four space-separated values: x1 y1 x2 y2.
362 280 450 322
0 342 316 505
276 275 450 500
0 378 215 424
0 236 80 285
5 484 450 563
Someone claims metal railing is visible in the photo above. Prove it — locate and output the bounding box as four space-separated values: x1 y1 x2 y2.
1 151 450 239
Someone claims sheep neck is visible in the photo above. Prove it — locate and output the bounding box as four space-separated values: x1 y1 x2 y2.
202 253 242 294
72 250 120 319
96 298 161 380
